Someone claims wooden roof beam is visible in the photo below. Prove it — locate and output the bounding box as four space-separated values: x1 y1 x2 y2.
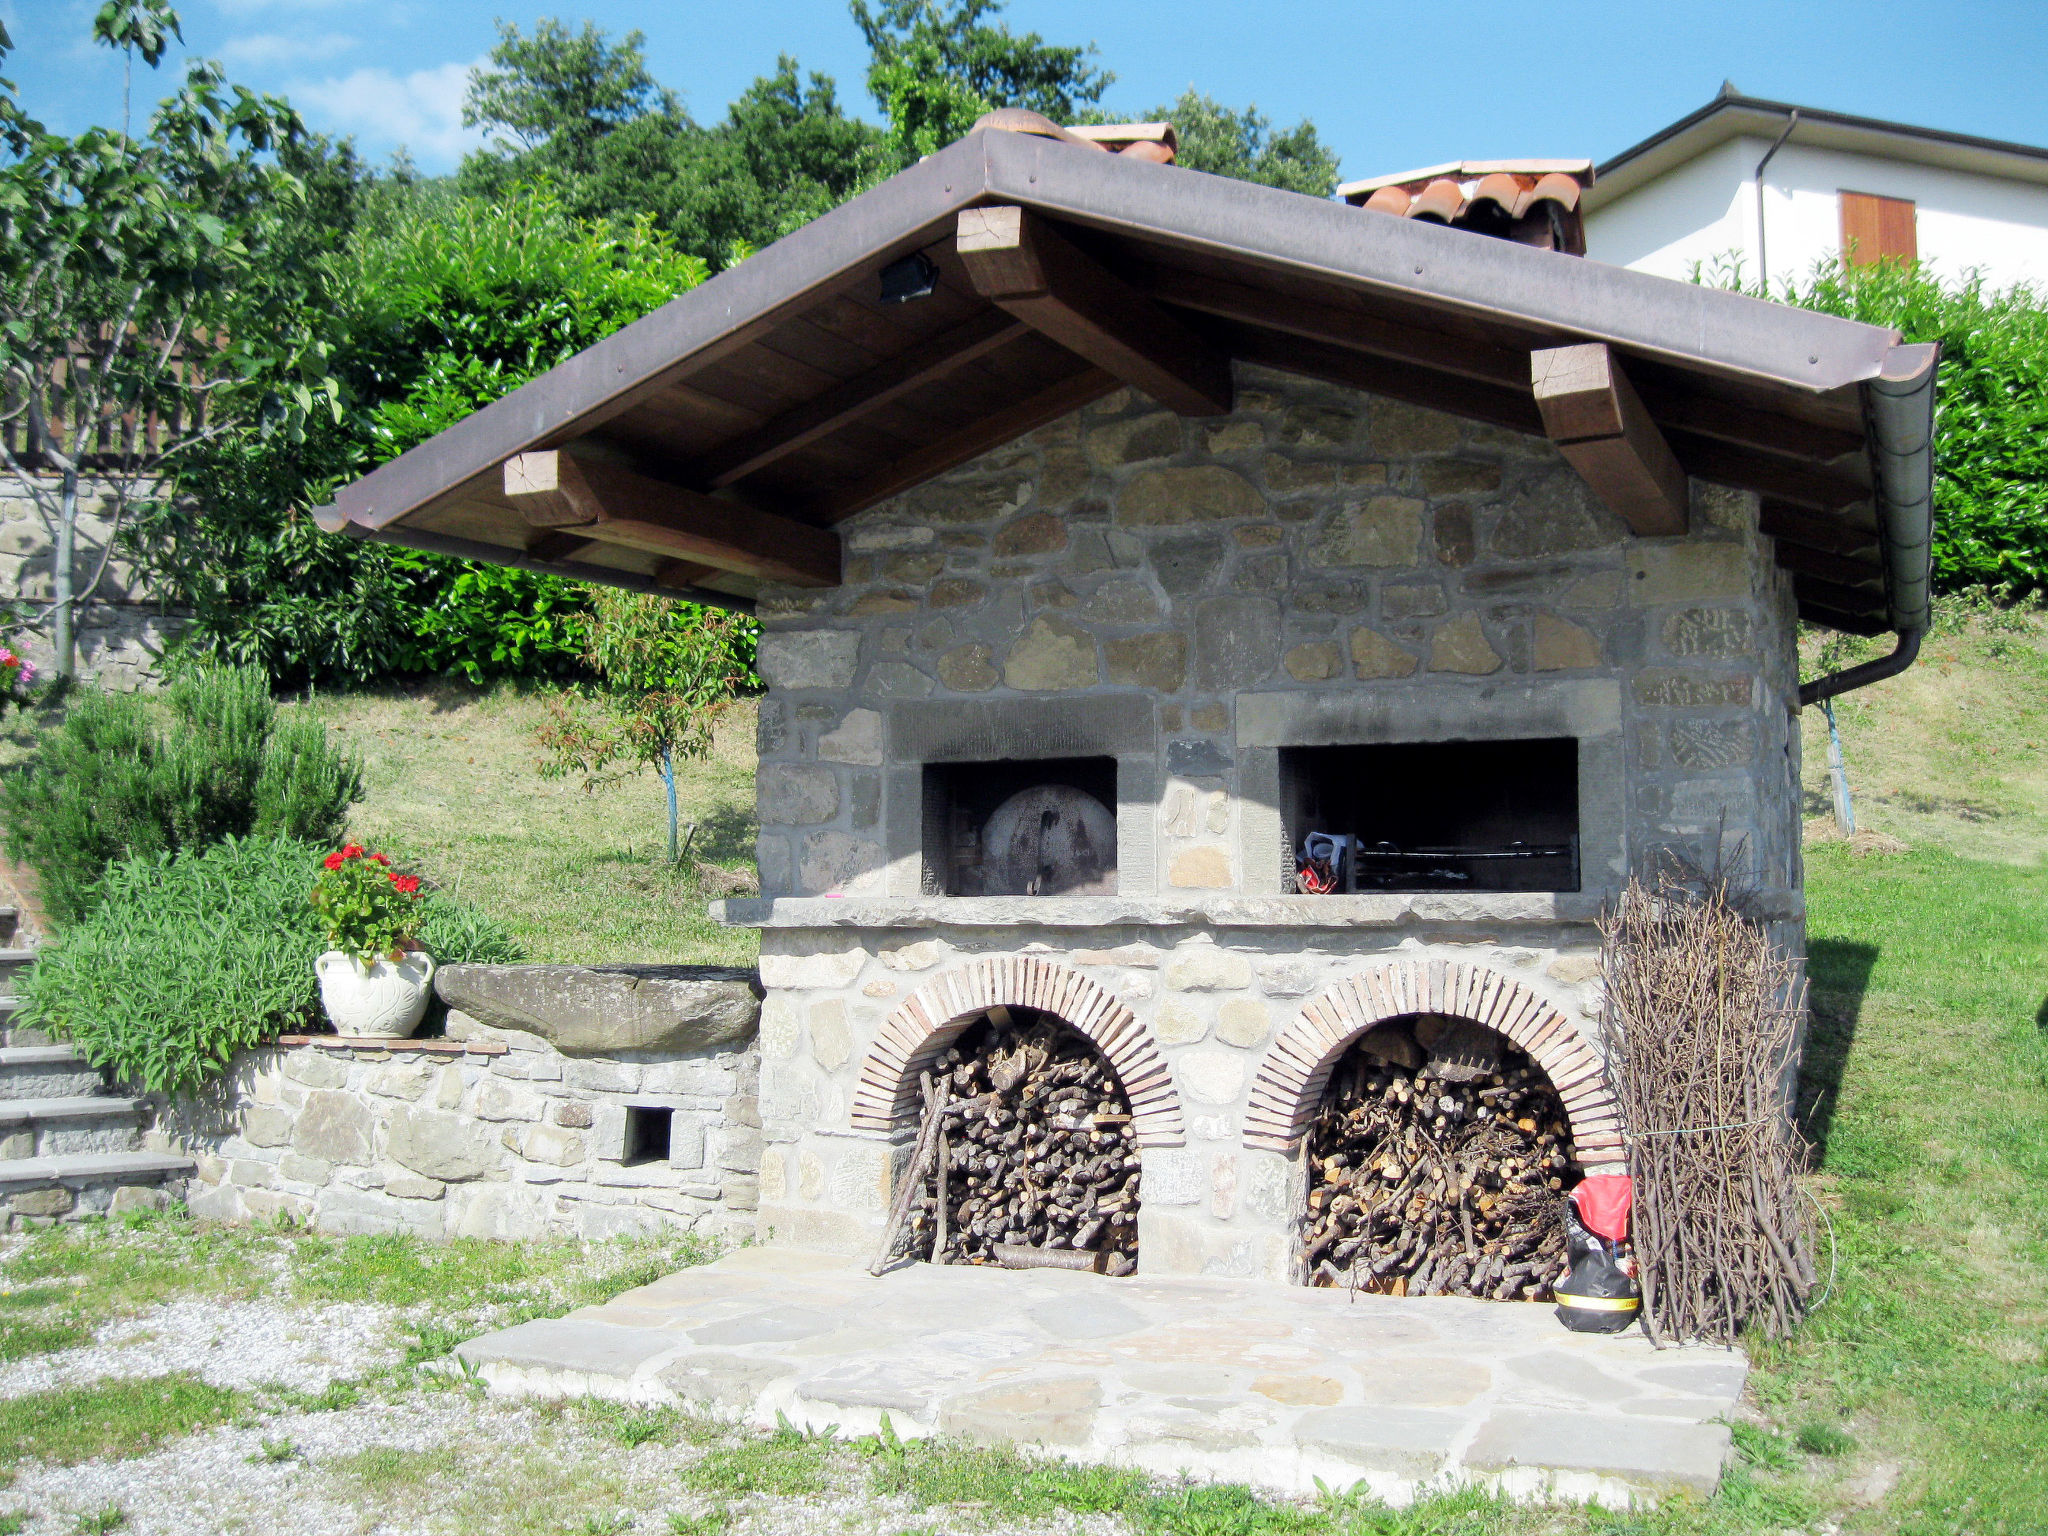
694 309 1029 490
956 206 1233 416
1532 343 1688 537
504 449 840 587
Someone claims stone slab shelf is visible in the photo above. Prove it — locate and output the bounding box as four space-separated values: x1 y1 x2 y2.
273 1035 509 1055
714 892 1615 931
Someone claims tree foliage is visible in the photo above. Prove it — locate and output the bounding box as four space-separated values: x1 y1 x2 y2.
1704 254 2048 600
536 589 756 863
1128 90 1339 197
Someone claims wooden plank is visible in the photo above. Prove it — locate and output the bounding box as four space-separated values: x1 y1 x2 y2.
1225 325 1543 435
956 206 1232 416
808 366 1120 524
524 529 596 563
1840 190 1916 267
1532 343 1688 536
1771 540 1887 589
1667 431 1871 511
695 309 1029 489
503 449 840 587
1148 265 1530 391
1758 497 1879 556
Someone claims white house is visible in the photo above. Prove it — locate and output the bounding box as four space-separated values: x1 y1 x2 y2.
1580 86 2048 294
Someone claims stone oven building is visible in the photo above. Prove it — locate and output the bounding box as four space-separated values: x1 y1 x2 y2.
319 114 1936 1281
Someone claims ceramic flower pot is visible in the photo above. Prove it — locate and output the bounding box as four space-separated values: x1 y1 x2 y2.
315 949 436 1038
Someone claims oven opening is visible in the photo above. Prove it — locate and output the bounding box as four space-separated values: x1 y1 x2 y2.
921 756 1118 897
1280 738 1579 893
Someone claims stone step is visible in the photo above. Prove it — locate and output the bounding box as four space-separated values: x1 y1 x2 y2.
0 948 35 979
0 1096 147 1158
0 1045 103 1100
0 1149 194 1226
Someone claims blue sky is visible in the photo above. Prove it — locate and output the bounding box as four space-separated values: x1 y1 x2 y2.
8 0 2047 183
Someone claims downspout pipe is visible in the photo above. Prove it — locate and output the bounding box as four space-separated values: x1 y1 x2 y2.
1796 341 1939 708
1754 109 1800 290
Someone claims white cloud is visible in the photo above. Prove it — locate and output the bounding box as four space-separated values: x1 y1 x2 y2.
219 31 357 67
290 55 484 167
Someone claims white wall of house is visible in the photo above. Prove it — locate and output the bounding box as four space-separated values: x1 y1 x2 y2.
1585 136 2048 294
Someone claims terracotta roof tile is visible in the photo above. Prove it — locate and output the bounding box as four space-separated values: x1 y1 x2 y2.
1338 159 1593 254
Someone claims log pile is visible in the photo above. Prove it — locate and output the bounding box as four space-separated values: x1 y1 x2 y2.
903 1008 1140 1276
1303 1017 1577 1299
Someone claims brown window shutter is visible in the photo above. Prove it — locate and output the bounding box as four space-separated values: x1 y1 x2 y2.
1839 191 1918 267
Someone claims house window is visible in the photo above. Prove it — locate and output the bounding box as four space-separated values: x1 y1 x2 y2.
1839 191 1917 267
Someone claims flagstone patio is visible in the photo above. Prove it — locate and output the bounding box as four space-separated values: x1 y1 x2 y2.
455 1246 1745 1506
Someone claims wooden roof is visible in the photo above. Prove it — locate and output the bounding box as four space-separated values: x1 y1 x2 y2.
319 120 1938 637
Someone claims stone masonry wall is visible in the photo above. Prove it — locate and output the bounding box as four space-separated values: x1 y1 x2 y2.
159 1012 762 1241
751 363 1805 905
733 362 1807 1280
0 473 184 690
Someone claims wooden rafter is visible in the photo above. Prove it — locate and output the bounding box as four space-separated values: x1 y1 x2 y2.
693 309 1029 489
956 206 1232 416
503 449 840 587
1532 343 1689 536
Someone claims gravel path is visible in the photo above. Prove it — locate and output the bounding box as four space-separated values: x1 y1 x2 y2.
0 1298 405 1399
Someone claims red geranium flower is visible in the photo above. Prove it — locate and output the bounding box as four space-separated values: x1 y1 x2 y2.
389 874 422 895
368 853 391 866
322 851 346 870
340 843 364 860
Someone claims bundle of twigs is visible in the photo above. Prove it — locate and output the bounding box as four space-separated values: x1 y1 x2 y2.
1303 1029 1574 1299
1601 867 1816 1345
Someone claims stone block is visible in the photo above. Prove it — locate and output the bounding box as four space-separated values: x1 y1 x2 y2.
318 1182 445 1237
10 1186 74 1218
994 510 1067 556
1294 1406 1462 1478
1432 503 1477 567
562 1059 641 1093
1179 1049 1246 1104
1488 471 1624 559
1115 466 1262 526
1164 947 1253 991
241 1104 294 1149
1532 614 1602 671
818 708 883 765
383 1172 446 1200
1152 999 1208 1045
1167 846 1232 888
799 830 881 894
1669 718 1757 769
1462 1409 1732 1497
1429 613 1503 675
940 1377 1101 1447
1627 543 1751 604
384 1104 501 1183
450 1184 555 1241
1661 606 1756 657
435 964 758 1057
1421 458 1503 495
1078 579 1162 623
1152 532 1227 595
1284 641 1342 681
937 642 999 691
1350 626 1420 679
1632 671 1753 709
292 1090 373 1166
808 999 853 1070
756 630 860 690
1369 399 1461 455
1215 998 1271 1048
760 764 840 826
1104 632 1188 692
278 1152 334 1187
1314 496 1425 567
1193 595 1282 688
1382 582 1447 618
108 1186 167 1217
521 1124 587 1166
473 1077 545 1122
282 1050 347 1090
928 578 986 608
1003 615 1098 690
1088 412 1182 467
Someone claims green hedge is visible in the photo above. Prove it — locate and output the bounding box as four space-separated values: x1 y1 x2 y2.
19 837 521 1096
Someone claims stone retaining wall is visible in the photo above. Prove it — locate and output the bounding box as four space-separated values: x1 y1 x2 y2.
159 1011 762 1241
1 473 184 690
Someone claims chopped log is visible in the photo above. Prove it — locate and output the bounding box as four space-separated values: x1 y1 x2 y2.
994 1243 1107 1273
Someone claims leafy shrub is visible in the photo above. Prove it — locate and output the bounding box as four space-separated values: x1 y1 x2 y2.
18 837 521 1095
0 668 364 925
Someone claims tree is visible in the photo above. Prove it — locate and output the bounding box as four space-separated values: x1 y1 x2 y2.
1131 90 1339 198
854 0 1113 171
536 590 756 864
0 3 337 678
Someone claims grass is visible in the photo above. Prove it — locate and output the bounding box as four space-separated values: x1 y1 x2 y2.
290 683 760 966
0 1375 243 1472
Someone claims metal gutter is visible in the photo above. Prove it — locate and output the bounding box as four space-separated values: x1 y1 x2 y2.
1797 340 1938 706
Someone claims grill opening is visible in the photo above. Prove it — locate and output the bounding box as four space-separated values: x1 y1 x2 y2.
921 756 1118 897
624 1105 674 1166
1280 738 1579 893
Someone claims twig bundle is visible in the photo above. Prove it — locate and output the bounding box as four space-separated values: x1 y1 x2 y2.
1601 868 1815 1344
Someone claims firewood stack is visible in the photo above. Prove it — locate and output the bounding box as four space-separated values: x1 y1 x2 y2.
1303 1016 1579 1299
906 1009 1141 1275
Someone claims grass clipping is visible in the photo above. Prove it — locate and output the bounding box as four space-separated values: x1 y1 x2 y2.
1601 868 1817 1346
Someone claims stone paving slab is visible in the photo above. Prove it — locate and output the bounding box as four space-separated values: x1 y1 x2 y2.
456 1247 1744 1506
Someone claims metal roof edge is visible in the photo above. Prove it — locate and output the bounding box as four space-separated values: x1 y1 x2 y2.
1592 93 2048 204
980 131 1901 394
330 135 999 532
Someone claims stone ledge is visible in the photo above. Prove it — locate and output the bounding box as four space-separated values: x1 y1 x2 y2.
276 1035 508 1055
714 892 1613 931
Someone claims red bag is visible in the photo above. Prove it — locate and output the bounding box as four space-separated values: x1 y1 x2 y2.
1571 1175 1632 1243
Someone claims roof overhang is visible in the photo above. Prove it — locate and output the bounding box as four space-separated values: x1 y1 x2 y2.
319 126 1938 638
1589 92 2048 209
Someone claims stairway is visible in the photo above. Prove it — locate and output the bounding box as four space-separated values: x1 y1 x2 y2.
0 913 194 1229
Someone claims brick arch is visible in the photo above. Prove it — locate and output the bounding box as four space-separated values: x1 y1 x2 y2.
850 956 1185 1147
1241 958 1623 1172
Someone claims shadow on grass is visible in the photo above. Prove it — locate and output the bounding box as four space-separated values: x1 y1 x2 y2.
689 803 757 866
1797 937 1880 1162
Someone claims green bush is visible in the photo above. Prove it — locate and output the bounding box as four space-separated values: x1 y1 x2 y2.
0 668 364 925
18 837 521 1095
